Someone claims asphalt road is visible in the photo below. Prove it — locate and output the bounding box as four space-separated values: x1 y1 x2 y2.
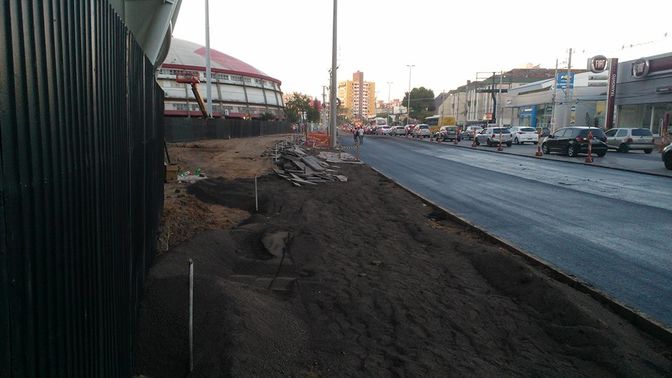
342 134 672 328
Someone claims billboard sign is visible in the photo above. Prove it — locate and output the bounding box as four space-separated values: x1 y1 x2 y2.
556 72 575 89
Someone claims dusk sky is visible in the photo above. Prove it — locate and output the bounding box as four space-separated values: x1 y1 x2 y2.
173 0 671 101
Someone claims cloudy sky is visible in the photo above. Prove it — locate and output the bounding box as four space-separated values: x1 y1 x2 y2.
173 0 670 101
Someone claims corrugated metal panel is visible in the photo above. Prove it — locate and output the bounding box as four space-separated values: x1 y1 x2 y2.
164 118 293 143
0 1 164 376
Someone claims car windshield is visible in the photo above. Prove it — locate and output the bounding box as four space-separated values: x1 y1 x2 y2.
632 129 652 136
520 127 536 132
579 128 606 138
492 128 510 133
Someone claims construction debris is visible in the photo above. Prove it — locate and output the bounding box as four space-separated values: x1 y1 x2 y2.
265 138 351 187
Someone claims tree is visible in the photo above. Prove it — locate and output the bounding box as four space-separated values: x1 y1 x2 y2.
260 112 275 121
284 92 313 123
402 87 436 121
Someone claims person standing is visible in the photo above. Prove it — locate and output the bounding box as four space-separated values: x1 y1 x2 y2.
358 127 364 145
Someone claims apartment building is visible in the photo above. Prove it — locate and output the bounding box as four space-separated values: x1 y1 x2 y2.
338 71 376 119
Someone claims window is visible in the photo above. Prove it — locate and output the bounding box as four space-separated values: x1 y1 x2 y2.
632 128 652 136
616 129 627 137
605 129 617 137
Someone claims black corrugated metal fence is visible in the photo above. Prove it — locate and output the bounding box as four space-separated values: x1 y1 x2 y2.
164 117 293 142
0 1 164 376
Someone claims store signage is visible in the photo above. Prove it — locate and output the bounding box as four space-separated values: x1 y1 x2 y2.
605 58 619 129
588 55 608 73
556 72 574 89
632 58 650 78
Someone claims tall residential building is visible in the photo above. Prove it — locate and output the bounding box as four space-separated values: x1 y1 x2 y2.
338 71 376 119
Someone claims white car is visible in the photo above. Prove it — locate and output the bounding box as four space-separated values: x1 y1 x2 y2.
413 124 431 138
391 125 406 136
474 127 513 147
377 125 393 135
510 126 539 144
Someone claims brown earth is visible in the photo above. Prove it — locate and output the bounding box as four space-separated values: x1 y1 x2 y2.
136 136 672 377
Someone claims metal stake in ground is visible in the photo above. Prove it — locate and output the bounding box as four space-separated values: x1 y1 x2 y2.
585 131 594 163
188 259 194 372
255 176 259 212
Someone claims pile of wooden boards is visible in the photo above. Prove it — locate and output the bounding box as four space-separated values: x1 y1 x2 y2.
267 141 348 187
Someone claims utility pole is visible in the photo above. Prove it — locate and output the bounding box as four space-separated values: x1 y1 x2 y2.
565 48 573 128
550 58 559 132
329 0 338 147
406 64 414 124
204 0 212 117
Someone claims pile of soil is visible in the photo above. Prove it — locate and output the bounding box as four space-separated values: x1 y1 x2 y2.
136 141 672 376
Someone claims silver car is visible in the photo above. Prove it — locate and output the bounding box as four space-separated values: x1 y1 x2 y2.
604 128 655 153
475 127 513 147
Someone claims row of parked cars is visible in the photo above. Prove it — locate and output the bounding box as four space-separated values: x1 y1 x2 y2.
374 123 672 169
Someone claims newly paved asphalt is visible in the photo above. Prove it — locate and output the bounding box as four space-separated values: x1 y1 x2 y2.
341 134 672 328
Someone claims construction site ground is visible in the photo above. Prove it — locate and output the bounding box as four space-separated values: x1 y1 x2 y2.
135 135 672 377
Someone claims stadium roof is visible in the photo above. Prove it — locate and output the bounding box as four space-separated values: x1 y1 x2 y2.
162 38 281 84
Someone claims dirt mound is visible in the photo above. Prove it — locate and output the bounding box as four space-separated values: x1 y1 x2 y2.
136 147 672 376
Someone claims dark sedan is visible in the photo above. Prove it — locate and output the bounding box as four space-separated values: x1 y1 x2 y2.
541 127 608 157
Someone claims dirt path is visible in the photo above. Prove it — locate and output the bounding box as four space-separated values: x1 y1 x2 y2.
135 138 672 376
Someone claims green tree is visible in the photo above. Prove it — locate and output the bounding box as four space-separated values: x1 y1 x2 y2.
260 111 275 121
402 87 435 121
284 92 313 123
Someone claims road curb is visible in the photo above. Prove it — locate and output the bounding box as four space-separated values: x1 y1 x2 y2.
367 164 672 346
379 135 671 178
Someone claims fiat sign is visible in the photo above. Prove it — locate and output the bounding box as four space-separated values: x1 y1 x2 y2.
588 55 608 73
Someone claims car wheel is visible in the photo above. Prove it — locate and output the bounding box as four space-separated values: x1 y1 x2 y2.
596 150 606 157
542 143 550 154
514 137 519 144
618 143 629 153
665 153 672 170
644 149 653 154
533 141 538 145
475 139 480 146
567 144 577 157
506 141 512 147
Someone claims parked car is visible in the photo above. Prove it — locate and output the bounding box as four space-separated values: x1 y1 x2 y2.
663 143 672 170
435 126 461 142
474 127 513 147
509 126 539 144
604 127 655 153
461 125 483 140
541 126 608 157
412 124 431 138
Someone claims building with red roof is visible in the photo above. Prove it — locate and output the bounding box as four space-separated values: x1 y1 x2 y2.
158 38 284 119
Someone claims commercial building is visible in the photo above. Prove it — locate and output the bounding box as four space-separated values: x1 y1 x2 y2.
437 69 573 126
338 71 376 120
615 52 672 136
158 38 285 119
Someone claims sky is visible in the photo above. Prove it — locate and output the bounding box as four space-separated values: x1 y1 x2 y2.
173 0 671 102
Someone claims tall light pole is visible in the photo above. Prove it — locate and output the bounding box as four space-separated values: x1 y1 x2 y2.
406 64 414 124
387 81 393 103
205 0 212 117
329 0 338 147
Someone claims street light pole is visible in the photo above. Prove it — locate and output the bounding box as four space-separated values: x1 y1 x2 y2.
406 64 414 124
205 0 212 117
329 0 338 147
387 81 393 103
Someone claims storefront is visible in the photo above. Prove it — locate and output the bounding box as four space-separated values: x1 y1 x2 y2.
505 73 607 130
615 52 672 136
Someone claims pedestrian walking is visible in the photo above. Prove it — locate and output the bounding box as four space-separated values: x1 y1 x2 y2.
358 127 364 145
353 127 359 144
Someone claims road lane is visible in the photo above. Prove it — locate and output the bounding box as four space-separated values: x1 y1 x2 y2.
346 135 672 328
